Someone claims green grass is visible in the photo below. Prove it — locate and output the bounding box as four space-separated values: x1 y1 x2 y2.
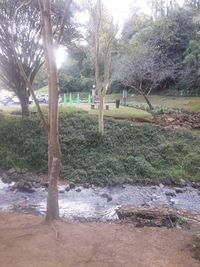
76 104 153 121
35 87 200 112
192 129 200 135
0 109 200 185
0 106 21 114
6 103 153 122
126 102 178 114
106 94 200 112
100 107 152 121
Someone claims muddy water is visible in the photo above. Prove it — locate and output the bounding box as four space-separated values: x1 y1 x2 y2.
0 179 200 221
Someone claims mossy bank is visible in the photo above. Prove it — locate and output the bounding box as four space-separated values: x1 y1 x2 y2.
0 109 200 185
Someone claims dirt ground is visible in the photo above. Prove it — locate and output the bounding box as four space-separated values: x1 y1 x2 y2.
0 211 199 267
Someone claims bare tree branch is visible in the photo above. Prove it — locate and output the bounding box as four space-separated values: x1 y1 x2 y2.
56 0 72 44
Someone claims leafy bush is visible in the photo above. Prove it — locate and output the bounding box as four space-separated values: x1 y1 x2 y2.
0 110 200 184
183 153 200 175
0 116 48 169
127 102 178 114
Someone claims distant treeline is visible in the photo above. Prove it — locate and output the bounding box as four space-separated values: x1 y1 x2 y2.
34 0 200 96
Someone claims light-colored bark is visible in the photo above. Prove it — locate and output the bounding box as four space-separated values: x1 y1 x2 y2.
94 0 101 94
39 0 60 221
94 0 117 135
98 93 104 133
39 0 72 221
56 0 72 44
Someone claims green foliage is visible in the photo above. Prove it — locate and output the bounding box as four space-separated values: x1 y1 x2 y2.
60 77 95 93
184 40 200 66
0 111 200 184
127 102 178 114
111 8 200 96
177 40 200 95
183 153 200 175
33 65 47 90
0 116 48 169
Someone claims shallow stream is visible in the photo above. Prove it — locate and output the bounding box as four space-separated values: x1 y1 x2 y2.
0 179 200 221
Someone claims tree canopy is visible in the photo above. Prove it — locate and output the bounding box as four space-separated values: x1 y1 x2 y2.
0 0 78 115
0 0 43 115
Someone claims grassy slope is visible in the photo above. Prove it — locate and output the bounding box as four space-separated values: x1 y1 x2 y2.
0 109 200 185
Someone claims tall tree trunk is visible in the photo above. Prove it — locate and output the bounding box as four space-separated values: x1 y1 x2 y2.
93 0 117 135
16 89 30 117
20 99 29 117
98 93 104 134
39 0 60 221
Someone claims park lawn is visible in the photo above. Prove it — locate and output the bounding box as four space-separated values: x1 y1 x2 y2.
0 106 20 113
0 106 23 118
105 94 200 112
74 103 153 122
31 104 153 122
2 93 199 121
0 104 153 122
35 85 200 112
133 95 200 112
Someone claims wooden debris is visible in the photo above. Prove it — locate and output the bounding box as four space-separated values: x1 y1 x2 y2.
116 206 184 228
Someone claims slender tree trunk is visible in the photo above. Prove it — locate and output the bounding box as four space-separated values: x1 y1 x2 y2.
142 93 153 110
93 0 117 135
98 93 104 134
39 0 60 221
130 85 153 110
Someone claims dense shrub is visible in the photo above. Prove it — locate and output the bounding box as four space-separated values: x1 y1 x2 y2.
0 116 48 170
126 102 178 114
0 111 200 184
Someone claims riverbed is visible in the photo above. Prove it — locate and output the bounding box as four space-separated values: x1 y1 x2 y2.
0 179 200 221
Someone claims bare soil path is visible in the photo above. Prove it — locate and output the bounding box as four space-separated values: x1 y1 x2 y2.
0 211 199 267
